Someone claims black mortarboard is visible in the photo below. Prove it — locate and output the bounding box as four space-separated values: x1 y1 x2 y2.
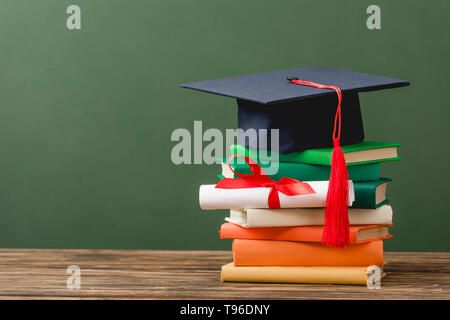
181 67 409 153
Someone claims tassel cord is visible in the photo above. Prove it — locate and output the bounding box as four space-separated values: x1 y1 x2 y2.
289 79 350 248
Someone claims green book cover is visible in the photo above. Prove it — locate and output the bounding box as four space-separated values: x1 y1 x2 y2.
230 141 401 166
352 178 392 209
218 158 380 182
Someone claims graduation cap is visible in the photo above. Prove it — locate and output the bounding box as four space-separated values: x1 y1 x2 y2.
181 66 409 153
182 67 409 248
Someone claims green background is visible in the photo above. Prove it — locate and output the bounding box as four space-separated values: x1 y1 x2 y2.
0 0 448 251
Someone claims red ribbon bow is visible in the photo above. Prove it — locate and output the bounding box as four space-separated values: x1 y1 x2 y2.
215 155 316 208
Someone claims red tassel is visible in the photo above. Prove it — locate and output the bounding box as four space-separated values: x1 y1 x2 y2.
289 78 350 248
321 138 350 248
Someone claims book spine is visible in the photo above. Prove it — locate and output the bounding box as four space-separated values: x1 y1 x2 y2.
295 150 332 166
221 264 371 285
243 205 393 227
231 163 380 182
352 181 377 208
220 223 361 244
232 239 383 266
233 162 330 181
348 163 380 181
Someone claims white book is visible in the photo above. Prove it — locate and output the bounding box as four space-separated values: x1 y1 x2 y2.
199 181 355 210
225 204 393 228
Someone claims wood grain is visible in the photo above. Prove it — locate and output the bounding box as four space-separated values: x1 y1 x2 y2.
0 249 448 300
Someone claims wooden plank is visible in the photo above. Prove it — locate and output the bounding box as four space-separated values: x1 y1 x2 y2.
0 249 448 299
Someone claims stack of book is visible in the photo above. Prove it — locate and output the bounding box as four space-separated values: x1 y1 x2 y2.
183 66 409 286
199 141 399 285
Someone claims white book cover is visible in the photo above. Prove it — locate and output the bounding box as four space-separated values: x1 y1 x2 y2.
225 204 393 228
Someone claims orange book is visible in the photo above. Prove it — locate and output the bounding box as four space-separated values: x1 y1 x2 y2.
232 239 383 267
220 223 392 244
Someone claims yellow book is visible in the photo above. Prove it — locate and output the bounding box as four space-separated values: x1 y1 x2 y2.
221 263 385 285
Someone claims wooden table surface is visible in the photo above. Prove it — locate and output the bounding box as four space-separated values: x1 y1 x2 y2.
0 249 448 300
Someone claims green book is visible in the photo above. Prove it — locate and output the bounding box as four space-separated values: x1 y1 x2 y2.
218 158 380 182
352 178 391 209
231 141 401 166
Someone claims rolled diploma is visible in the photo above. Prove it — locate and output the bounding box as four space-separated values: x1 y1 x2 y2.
199 181 354 209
